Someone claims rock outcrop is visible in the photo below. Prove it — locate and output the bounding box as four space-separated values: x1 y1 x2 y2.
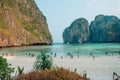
63 15 120 44
90 15 120 42
63 18 89 43
0 0 52 47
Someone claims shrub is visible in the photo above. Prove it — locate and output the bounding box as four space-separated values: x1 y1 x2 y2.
0 56 14 80
33 52 53 70
17 66 24 76
15 67 85 80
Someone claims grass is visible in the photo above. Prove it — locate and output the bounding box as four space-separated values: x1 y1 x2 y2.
15 67 85 80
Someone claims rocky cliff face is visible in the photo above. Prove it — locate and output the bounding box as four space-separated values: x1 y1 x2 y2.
63 18 89 43
0 0 52 47
90 15 120 42
63 15 120 44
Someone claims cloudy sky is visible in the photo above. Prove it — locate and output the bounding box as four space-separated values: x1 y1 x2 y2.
35 0 120 43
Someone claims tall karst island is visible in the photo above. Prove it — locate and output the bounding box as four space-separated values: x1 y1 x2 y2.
63 15 120 44
63 18 90 44
0 0 52 47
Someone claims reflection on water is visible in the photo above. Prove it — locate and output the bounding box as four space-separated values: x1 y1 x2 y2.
0 43 120 56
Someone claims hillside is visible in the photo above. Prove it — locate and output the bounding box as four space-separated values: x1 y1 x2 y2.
0 0 52 47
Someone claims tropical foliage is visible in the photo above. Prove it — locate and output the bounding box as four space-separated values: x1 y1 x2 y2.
33 52 53 70
0 56 14 80
17 66 24 76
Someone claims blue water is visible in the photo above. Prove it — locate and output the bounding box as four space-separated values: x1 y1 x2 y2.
0 43 120 56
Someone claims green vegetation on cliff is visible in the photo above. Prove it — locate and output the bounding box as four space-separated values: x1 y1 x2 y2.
0 0 52 47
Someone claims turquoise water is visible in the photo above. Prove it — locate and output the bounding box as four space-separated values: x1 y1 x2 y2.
0 43 120 56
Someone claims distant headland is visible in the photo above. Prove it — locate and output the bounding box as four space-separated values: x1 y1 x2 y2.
63 15 120 44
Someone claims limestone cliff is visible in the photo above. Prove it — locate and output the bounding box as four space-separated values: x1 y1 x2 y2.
0 0 52 47
63 15 120 44
63 18 89 43
90 15 120 42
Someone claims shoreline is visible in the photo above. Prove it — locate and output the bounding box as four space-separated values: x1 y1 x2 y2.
0 43 52 49
2 55 120 80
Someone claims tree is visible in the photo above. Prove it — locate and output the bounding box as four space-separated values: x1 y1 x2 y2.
0 56 14 80
33 52 53 70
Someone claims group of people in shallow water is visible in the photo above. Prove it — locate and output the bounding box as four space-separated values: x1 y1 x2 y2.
25 53 35 57
51 52 75 59
51 51 120 61
51 52 81 59
105 52 120 56
0 53 14 56
1 51 120 60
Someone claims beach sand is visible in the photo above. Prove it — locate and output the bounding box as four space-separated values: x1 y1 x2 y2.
4 55 120 80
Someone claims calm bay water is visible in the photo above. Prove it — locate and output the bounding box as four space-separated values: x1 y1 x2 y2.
0 43 120 56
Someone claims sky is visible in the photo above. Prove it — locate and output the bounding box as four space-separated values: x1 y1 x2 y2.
35 0 120 43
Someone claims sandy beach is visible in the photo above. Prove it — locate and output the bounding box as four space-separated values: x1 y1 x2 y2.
4 55 120 80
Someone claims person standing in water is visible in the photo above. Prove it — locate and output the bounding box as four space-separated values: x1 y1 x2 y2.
93 55 95 61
